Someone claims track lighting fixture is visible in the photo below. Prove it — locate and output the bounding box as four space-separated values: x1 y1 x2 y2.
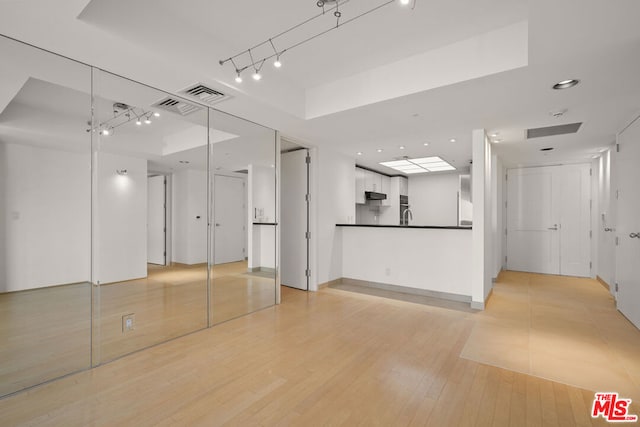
220 0 417 82
88 103 160 135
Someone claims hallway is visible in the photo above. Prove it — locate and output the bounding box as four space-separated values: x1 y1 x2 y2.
462 271 640 402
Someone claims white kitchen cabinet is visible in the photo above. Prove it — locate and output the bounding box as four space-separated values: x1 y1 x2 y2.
355 167 366 204
399 177 408 196
380 175 391 206
364 170 382 192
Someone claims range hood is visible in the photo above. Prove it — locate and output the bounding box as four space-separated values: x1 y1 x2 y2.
365 191 387 201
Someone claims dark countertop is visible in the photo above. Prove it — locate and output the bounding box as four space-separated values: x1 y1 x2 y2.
336 224 472 230
252 222 277 226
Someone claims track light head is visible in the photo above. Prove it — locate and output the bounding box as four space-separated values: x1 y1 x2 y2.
135 119 142 126
274 57 282 68
252 71 262 81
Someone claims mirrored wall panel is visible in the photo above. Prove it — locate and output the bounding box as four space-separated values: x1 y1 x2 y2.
0 35 279 396
92 70 209 363
0 37 92 396
209 110 277 324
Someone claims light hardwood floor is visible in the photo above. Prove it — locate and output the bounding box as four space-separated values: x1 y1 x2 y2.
0 261 275 398
1 272 637 426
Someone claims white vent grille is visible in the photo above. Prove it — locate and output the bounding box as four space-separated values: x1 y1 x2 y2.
152 97 202 116
180 83 230 106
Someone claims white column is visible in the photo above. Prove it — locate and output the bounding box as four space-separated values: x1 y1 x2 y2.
471 129 493 309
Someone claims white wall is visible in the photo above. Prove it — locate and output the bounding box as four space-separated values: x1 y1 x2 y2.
95 152 147 284
491 155 504 279
471 130 493 308
314 147 355 288
597 148 616 291
408 173 460 226
342 227 472 297
0 142 90 292
171 169 207 265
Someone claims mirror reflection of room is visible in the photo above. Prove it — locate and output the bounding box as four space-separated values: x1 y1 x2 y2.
209 110 276 325
0 34 277 398
0 36 92 397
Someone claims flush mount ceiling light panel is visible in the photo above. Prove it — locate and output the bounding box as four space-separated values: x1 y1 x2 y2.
219 0 417 83
380 156 456 174
552 79 580 90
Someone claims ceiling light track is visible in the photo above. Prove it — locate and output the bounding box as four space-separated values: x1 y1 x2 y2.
87 103 159 136
219 0 416 82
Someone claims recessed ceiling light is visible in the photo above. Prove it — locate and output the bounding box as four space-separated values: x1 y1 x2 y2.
449 138 456 143
377 149 383 153
399 146 405 150
357 152 363 156
489 133 499 138
552 79 580 90
540 147 554 151
153 112 160 117
400 0 410 5
493 139 503 143
423 142 429 146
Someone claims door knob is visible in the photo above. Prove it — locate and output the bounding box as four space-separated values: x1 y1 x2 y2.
548 224 558 231
630 232 640 239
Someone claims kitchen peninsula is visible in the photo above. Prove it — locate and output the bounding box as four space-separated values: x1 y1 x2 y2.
336 224 473 302
340 165 474 303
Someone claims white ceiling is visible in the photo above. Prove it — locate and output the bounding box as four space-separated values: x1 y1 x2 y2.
0 0 639 174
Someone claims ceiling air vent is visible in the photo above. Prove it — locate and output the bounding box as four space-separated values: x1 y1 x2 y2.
152 97 203 116
180 83 230 106
527 122 582 139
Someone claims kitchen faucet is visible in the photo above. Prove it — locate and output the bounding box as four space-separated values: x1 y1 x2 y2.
402 206 413 226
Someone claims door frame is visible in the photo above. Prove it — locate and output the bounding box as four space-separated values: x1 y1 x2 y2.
505 163 593 277
147 172 172 266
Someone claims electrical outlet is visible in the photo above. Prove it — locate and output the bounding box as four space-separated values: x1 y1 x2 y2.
122 313 135 333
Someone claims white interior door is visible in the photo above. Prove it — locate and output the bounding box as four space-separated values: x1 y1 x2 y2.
616 117 640 329
147 175 165 265
214 175 245 265
281 149 309 290
507 164 591 277
507 167 560 274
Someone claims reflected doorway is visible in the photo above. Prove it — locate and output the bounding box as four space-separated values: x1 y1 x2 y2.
214 175 245 264
147 174 166 265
